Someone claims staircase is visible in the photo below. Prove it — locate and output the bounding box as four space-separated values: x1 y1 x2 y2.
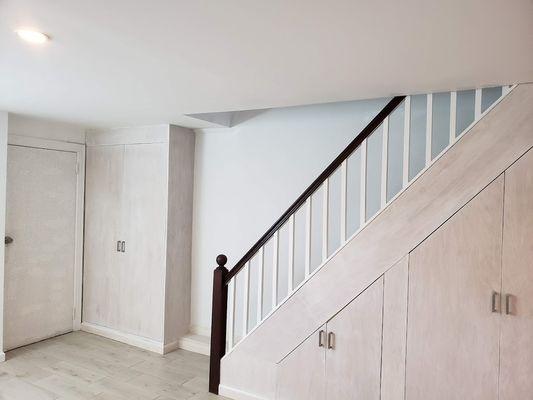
208 84 533 399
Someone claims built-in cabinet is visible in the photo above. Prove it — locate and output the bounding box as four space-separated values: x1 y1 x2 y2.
276 277 385 400
82 125 194 352
276 148 533 399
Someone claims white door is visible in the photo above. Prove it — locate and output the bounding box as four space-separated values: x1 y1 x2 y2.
4 145 78 350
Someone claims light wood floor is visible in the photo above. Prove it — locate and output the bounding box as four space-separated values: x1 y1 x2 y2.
0 331 228 400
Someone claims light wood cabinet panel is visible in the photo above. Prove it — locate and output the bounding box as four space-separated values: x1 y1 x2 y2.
500 149 533 399
120 143 168 340
83 145 124 329
276 327 326 400
325 277 383 400
406 176 504 400
381 256 409 400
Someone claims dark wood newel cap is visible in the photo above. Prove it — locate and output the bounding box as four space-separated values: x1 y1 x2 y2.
216 254 227 267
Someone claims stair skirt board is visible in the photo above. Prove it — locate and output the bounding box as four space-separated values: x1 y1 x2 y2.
80 322 166 354
219 385 269 400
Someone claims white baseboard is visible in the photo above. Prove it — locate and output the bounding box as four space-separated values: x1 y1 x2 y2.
219 385 268 400
190 325 211 337
178 333 210 356
80 322 164 354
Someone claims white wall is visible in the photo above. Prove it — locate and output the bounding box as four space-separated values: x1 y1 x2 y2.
191 97 390 334
0 112 8 360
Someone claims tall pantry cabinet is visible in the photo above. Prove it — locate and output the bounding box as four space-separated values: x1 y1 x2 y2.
82 125 194 353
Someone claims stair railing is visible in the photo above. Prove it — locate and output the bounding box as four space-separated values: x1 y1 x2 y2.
209 86 513 394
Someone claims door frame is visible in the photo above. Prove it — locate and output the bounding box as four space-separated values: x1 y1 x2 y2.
7 134 85 331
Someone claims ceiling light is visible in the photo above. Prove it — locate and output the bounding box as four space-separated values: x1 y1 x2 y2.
15 29 50 44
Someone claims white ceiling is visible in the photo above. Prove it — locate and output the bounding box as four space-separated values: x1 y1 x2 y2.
1 0 532 129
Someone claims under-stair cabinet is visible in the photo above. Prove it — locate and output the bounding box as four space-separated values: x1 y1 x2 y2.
275 147 533 399
82 125 195 354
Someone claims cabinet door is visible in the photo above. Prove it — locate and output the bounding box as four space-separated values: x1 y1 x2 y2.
406 177 504 400
83 144 124 328
120 143 168 340
500 149 533 399
325 277 384 400
276 327 326 400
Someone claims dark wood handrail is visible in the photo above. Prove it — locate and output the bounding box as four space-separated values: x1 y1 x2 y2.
223 95 405 285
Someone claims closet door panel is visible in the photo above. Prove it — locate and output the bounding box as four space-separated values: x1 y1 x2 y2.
276 327 326 400
83 145 124 328
325 277 383 400
500 149 533 399
120 143 168 340
406 176 504 400
381 256 409 400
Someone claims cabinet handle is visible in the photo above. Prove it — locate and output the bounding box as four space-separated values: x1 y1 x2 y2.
318 330 326 348
505 294 512 315
121 241 126 253
327 332 335 350
117 241 121 252
491 291 501 313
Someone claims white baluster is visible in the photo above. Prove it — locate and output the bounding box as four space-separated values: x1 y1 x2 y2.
426 93 433 164
403 96 411 186
340 160 347 243
322 179 329 261
256 247 264 324
474 88 482 120
304 198 312 277
242 262 250 336
227 279 235 350
381 117 389 208
449 91 457 144
360 140 367 226
272 231 279 308
288 215 295 292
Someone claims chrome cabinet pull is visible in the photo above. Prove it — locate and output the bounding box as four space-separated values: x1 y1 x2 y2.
318 330 326 348
121 241 126 253
117 241 121 252
327 332 335 350
491 291 501 313
505 294 512 315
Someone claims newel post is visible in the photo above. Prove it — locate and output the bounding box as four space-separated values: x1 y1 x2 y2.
209 254 229 394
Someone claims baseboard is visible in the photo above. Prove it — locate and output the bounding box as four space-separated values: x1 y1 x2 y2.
80 322 164 354
219 385 268 400
163 340 180 354
190 325 211 337
178 333 210 356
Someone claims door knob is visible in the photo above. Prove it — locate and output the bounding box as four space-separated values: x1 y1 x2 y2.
5 236 13 245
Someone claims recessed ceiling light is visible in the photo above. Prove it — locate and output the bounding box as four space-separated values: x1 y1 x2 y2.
15 28 50 44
